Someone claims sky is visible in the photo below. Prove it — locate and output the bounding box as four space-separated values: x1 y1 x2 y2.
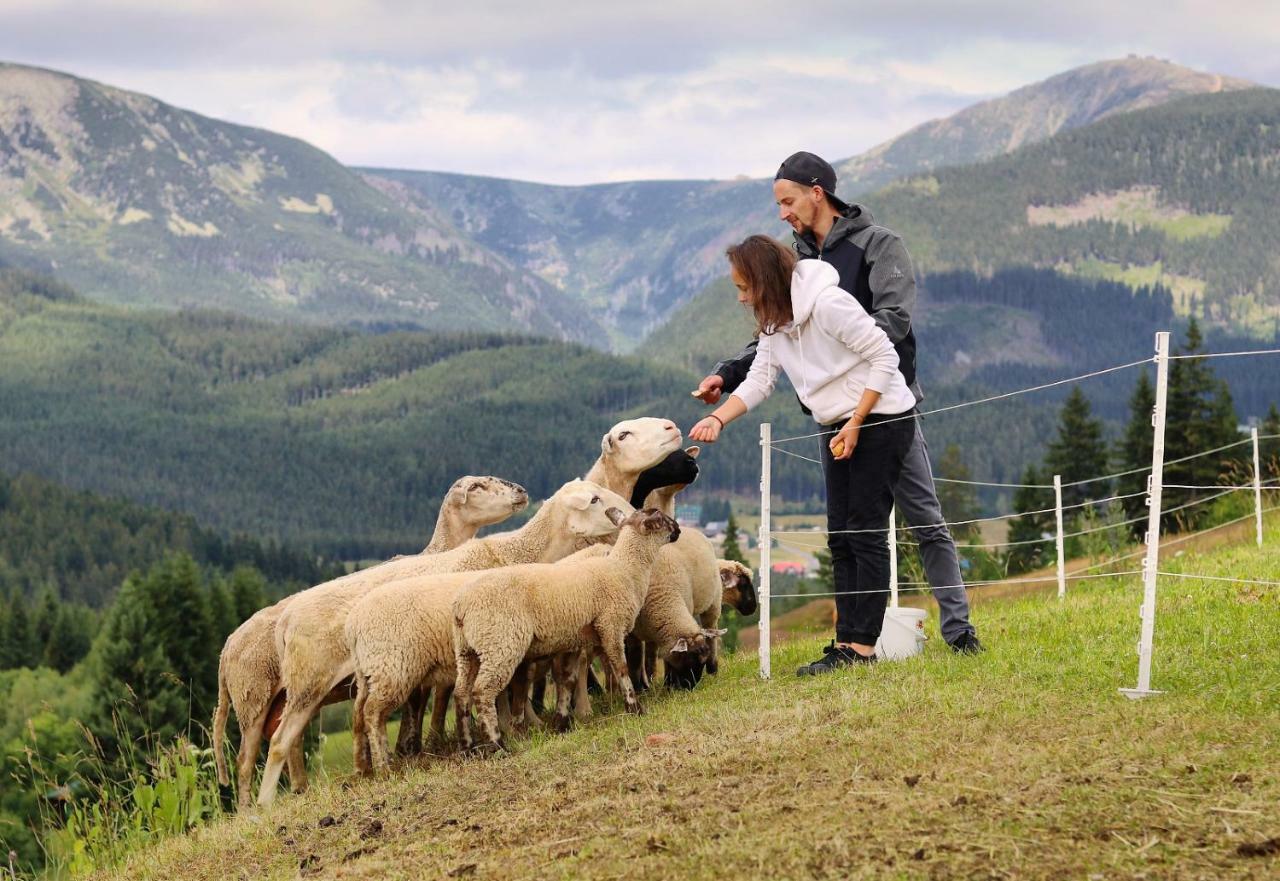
2 0 1278 185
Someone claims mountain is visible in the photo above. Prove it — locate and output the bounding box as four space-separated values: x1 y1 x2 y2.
0 62 604 342
861 87 1280 333
834 56 1255 195
362 57 1254 345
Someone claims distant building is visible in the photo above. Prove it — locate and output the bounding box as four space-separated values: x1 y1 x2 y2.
771 561 808 576
675 503 702 524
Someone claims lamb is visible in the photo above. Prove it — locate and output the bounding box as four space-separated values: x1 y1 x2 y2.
211 474 528 808
452 508 681 753
255 479 627 805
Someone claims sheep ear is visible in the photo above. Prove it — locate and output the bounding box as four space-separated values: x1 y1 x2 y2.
701 628 728 638
684 445 701 459
605 507 627 526
600 432 614 455
719 566 738 586
671 638 690 653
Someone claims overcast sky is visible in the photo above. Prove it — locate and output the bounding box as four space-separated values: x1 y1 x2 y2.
2 0 1277 184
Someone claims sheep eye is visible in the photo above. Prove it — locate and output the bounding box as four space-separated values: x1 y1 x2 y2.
590 495 601 504
618 431 631 440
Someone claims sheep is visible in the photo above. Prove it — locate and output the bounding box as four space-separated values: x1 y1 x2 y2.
423 476 529 553
719 559 757 617
452 508 682 753
255 479 628 805
346 570 482 774
348 519 675 775
584 417 684 499
211 474 528 808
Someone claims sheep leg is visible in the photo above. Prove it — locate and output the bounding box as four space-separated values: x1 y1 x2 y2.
471 657 516 753
572 651 593 720
699 609 721 675
287 740 309 794
234 716 265 811
395 687 427 757
453 652 480 752
429 685 453 748
550 653 579 733
361 683 402 774
496 689 513 737
508 663 531 734
598 626 642 715
351 672 371 776
529 662 548 716
257 697 320 806
624 636 648 693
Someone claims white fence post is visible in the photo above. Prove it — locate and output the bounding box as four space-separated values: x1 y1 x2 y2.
1121 331 1170 700
1054 474 1066 599
888 504 898 609
758 422 772 680
1253 427 1263 548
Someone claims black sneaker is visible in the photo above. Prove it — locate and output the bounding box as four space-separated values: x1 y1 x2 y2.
796 641 876 676
949 632 984 655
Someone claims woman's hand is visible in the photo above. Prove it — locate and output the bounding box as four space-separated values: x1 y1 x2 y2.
829 419 860 461
689 416 723 443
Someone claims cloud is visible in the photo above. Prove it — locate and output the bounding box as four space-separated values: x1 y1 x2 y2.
1 1 1276 183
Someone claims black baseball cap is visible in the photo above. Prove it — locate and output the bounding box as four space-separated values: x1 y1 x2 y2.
774 151 850 211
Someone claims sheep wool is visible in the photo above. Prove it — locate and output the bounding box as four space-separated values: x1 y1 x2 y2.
255 479 628 805
453 508 681 751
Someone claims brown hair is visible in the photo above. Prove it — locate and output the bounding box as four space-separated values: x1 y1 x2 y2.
725 235 797 335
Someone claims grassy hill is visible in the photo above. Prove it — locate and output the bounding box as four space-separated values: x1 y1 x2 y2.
0 63 603 342
91 516 1280 880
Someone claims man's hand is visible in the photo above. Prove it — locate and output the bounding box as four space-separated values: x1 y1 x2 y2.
829 420 860 461
689 416 723 443
691 375 723 404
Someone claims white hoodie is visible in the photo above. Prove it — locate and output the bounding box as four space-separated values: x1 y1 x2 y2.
732 259 916 424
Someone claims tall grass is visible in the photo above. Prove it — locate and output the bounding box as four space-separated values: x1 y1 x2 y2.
16 713 224 879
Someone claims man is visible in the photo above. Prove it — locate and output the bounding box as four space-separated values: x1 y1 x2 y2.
694 151 982 661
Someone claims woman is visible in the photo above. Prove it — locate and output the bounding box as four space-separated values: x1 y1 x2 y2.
689 235 917 675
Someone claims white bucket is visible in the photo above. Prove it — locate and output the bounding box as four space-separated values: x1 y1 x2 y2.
874 607 928 661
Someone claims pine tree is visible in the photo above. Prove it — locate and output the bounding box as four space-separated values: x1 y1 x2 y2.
141 554 217 722
721 508 747 565
33 589 60 660
2 592 39 668
1005 466 1054 574
1163 318 1241 531
88 574 189 756
1116 371 1156 536
935 444 979 540
229 565 269 622
43 606 94 673
1261 403 1280 480
208 577 238 644
1044 387 1109 508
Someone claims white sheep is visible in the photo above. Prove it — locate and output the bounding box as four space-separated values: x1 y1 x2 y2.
452 508 681 752
392 421 682 756
255 479 627 805
584 417 684 499
211 475 527 808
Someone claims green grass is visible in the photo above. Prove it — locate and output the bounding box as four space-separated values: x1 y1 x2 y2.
93 521 1280 880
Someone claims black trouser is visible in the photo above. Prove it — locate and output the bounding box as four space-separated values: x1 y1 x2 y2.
821 411 917 646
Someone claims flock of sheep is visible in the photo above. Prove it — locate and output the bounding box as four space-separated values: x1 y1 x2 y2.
210 417 758 807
